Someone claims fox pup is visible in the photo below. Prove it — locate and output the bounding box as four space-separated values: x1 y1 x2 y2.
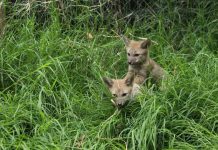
122 36 165 85
103 74 140 108
0 3 5 36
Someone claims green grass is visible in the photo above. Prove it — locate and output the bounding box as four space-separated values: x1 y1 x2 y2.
0 1 218 149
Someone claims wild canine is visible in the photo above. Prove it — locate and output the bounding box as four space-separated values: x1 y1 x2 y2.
103 75 140 108
0 2 5 36
122 36 165 86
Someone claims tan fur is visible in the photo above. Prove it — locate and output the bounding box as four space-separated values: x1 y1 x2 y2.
103 75 140 108
122 36 165 85
0 3 5 36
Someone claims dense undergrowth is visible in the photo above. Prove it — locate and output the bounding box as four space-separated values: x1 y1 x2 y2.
0 0 218 149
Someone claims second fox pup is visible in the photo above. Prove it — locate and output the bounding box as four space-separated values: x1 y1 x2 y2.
0 3 5 36
103 75 140 108
122 36 165 85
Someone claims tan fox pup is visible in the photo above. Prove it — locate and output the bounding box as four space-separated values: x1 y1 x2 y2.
103 74 140 108
122 36 165 85
0 3 5 36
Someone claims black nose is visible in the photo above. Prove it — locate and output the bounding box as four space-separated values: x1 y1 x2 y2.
128 61 132 65
117 103 123 107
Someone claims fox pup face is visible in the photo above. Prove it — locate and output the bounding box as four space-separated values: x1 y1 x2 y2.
122 36 151 65
103 75 134 108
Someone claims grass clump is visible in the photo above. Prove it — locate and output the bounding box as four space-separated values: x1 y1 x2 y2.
0 0 218 149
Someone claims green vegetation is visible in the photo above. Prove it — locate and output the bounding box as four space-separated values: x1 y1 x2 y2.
0 1 218 149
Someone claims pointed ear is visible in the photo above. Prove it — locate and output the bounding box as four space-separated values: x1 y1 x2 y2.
121 35 130 46
141 39 151 49
103 77 113 88
125 75 134 86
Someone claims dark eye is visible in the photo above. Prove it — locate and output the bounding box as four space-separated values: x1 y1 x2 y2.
127 53 130 56
113 94 117 97
122 93 127 97
134 54 140 57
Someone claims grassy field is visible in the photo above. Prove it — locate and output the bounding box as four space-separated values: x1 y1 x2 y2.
0 1 218 149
